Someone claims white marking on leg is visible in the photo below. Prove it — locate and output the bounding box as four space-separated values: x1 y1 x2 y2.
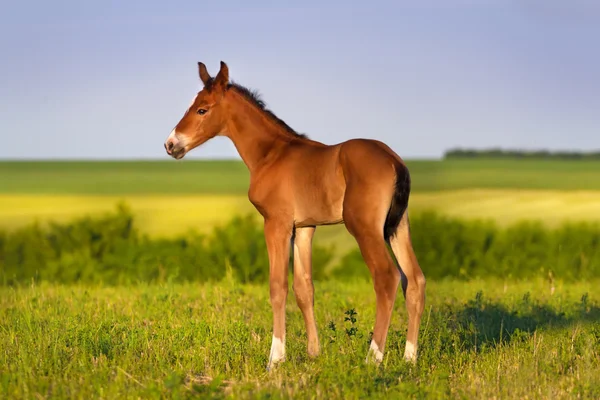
268 335 285 369
404 340 417 362
365 340 384 364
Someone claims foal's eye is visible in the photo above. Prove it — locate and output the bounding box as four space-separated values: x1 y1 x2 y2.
197 108 208 115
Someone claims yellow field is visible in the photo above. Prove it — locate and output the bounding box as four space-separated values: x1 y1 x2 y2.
412 189 600 226
3 190 600 234
0 194 254 236
3 189 600 255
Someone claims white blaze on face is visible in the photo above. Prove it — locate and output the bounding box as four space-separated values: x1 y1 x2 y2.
366 340 384 363
183 93 200 116
404 341 417 362
166 128 181 147
268 335 286 366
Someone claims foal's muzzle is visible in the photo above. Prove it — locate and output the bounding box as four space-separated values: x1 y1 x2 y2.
164 132 186 159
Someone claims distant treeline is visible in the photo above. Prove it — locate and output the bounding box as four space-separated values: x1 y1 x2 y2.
1 204 600 285
445 148 600 160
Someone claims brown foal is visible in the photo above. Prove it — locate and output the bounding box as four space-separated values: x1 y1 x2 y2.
164 61 426 370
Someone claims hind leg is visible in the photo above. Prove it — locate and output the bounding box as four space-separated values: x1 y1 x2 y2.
356 233 401 364
344 202 400 364
340 150 401 363
389 214 426 362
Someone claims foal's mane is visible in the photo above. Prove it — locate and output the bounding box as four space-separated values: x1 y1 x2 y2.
208 78 307 139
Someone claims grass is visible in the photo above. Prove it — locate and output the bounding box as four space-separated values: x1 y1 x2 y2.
1 278 599 399
4 158 600 195
3 159 599 398
0 160 250 195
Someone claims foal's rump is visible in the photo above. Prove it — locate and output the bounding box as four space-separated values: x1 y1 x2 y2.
338 139 411 239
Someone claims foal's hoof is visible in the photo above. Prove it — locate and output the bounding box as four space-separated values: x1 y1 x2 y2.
403 342 417 364
267 336 286 372
404 355 417 365
267 354 285 372
365 341 384 365
365 355 382 366
266 356 285 372
307 344 320 359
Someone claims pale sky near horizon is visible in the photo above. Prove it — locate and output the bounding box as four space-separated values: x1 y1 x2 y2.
0 0 598 160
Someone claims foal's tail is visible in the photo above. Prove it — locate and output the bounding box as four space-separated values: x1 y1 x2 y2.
383 164 411 241
385 164 425 302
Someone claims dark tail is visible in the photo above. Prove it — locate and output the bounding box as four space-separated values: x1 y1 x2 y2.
383 164 411 241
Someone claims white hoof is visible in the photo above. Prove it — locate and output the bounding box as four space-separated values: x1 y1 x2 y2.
267 335 285 371
365 340 384 364
404 341 417 363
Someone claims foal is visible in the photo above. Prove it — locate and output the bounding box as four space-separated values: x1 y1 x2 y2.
164 61 426 370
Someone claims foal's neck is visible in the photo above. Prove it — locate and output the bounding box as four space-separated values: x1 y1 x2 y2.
223 90 298 174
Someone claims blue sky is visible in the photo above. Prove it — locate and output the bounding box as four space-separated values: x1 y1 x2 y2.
0 0 598 160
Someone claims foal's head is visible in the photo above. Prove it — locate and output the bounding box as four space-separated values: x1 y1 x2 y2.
164 61 230 159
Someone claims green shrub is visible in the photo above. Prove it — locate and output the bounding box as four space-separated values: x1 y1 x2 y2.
445 147 600 160
0 204 335 286
2 205 600 286
330 211 600 281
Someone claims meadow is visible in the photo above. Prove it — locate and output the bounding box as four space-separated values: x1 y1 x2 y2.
1 279 599 399
1 159 600 399
4 158 600 195
0 160 251 196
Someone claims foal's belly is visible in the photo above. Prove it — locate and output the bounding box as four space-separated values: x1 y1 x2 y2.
294 214 344 228
293 192 345 228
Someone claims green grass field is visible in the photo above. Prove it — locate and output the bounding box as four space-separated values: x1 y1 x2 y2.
2 279 598 399
2 160 600 398
3 158 600 195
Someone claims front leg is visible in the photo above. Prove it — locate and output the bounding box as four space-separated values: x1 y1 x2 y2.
293 226 320 357
264 218 293 371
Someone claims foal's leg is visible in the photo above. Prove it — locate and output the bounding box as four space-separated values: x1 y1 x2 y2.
264 218 293 371
343 179 400 364
292 226 320 357
353 232 401 364
345 208 400 363
389 214 426 363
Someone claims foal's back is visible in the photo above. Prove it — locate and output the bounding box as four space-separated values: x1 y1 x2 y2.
270 137 406 231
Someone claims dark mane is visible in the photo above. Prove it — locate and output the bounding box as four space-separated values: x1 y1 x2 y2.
226 81 308 139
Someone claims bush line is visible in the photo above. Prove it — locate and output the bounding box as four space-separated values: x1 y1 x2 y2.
1 204 599 285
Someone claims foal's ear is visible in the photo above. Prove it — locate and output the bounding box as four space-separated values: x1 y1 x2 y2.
213 61 229 90
198 62 211 85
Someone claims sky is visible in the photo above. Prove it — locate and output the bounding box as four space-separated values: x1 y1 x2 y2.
0 0 599 160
